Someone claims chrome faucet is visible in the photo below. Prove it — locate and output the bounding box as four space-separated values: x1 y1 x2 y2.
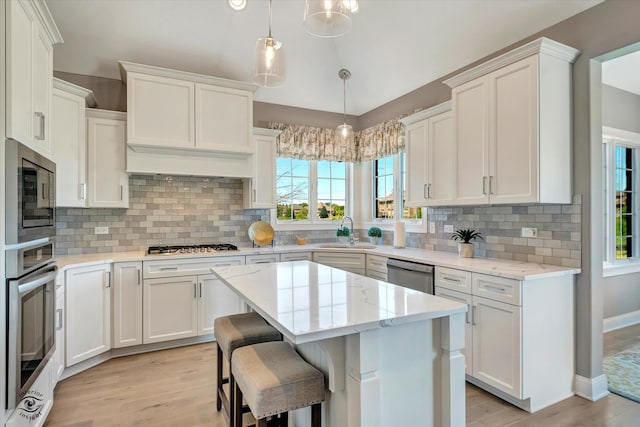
340 216 355 245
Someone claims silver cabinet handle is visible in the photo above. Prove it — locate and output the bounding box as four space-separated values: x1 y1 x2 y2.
160 267 178 271
56 308 63 330
423 184 428 199
193 282 197 298
120 185 124 201
466 304 470 324
442 276 461 283
81 183 87 200
489 176 494 195
35 112 45 140
106 271 111 288
482 176 487 195
199 282 202 298
253 189 256 203
472 305 477 325
484 284 506 293
427 183 431 199
42 183 46 199
137 269 141 285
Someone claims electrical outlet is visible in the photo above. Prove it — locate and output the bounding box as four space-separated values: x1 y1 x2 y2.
444 225 454 233
95 226 109 235
429 222 436 234
521 227 537 238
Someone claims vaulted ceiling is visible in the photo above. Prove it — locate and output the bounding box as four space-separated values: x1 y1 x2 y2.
48 0 602 115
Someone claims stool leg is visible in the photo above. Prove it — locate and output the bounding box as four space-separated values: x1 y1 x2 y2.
257 418 268 427
311 403 321 427
229 374 236 427
234 379 243 427
280 412 288 427
216 343 223 411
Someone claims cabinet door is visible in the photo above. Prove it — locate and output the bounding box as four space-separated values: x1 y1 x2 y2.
435 287 472 375
427 111 454 206
65 264 111 366
472 295 522 398
244 133 277 208
143 276 198 344
404 119 429 207
488 56 538 204
32 22 53 152
53 277 65 382
113 262 143 348
127 72 195 148
195 83 252 154
6 0 34 145
451 78 489 205
246 254 280 264
198 274 242 336
280 252 313 262
52 88 88 207
87 117 129 208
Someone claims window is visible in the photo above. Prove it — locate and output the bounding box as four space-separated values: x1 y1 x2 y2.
276 158 347 223
603 128 640 274
372 153 422 220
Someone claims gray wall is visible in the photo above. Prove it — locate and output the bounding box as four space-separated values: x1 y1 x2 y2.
601 84 640 319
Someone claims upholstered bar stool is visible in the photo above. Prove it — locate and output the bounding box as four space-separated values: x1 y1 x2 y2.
214 312 282 426
232 341 326 427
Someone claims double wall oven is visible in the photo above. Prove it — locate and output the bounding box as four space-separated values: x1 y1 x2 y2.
5 140 57 409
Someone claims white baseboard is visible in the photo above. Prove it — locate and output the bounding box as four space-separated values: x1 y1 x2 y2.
603 309 640 333
574 374 609 401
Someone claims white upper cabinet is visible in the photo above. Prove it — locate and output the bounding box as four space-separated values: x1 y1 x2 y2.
400 102 453 207
6 0 63 155
86 110 129 208
244 128 280 209
445 37 579 205
195 83 253 154
51 78 96 207
121 61 256 155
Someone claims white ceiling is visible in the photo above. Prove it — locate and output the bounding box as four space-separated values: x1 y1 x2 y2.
602 50 640 96
47 0 602 116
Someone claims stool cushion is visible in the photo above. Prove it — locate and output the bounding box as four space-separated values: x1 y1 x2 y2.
214 312 282 359
232 341 325 420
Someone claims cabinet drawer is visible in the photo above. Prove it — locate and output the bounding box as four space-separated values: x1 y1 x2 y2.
246 254 280 264
313 252 365 270
366 254 388 274
435 267 472 293
144 256 245 279
280 252 313 262
366 270 387 281
472 273 521 306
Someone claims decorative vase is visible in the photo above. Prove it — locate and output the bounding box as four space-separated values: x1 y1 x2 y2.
369 236 379 245
458 243 474 258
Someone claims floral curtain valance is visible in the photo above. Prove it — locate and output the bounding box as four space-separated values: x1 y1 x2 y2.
269 114 409 163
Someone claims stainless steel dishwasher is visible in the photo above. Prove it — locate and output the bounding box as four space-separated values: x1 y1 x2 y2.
386 258 434 294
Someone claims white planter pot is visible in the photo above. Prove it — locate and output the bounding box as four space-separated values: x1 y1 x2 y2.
458 243 475 258
369 236 379 245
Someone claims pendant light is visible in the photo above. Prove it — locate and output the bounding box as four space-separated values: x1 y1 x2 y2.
304 0 352 38
336 68 354 146
253 0 285 87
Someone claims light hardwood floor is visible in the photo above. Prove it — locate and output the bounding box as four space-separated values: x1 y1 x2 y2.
45 334 640 427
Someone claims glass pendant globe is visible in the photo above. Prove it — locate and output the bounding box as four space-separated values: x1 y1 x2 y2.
336 123 354 145
253 36 285 87
304 0 352 37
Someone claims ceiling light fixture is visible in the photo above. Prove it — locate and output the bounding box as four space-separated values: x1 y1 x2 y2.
253 0 285 87
304 0 353 38
227 0 247 11
336 68 354 146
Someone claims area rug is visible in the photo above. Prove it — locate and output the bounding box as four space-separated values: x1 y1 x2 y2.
603 342 640 403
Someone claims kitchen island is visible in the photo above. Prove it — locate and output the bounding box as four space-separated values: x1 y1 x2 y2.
211 260 467 427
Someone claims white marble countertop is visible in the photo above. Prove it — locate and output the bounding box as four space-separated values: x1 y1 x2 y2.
54 243 580 280
211 261 467 344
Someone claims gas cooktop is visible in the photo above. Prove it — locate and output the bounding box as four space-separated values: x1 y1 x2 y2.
147 244 239 255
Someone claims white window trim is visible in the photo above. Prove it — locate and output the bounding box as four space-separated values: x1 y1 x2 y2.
603 126 640 276
271 160 353 231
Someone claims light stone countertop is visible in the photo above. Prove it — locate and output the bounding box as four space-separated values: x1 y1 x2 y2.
211 260 467 344
54 244 581 281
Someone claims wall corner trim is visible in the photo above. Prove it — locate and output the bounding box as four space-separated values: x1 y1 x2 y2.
603 309 640 333
574 374 610 401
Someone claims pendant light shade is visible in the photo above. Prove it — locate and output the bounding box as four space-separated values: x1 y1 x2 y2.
336 68 354 145
304 0 352 38
253 0 285 87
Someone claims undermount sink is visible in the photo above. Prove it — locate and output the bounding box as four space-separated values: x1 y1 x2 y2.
318 243 378 249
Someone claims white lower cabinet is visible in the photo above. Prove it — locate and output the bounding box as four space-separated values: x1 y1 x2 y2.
365 254 388 280
435 266 574 412
65 264 111 367
313 252 366 276
280 252 312 262
198 274 243 335
245 253 280 264
52 275 65 382
113 262 143 348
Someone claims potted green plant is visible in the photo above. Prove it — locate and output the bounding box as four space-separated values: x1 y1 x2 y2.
336 226 350 244
451 228 484 258
367 226 382 245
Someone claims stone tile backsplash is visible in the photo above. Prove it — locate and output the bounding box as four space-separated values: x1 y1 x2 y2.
56 175 269 255
56 174 581 268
